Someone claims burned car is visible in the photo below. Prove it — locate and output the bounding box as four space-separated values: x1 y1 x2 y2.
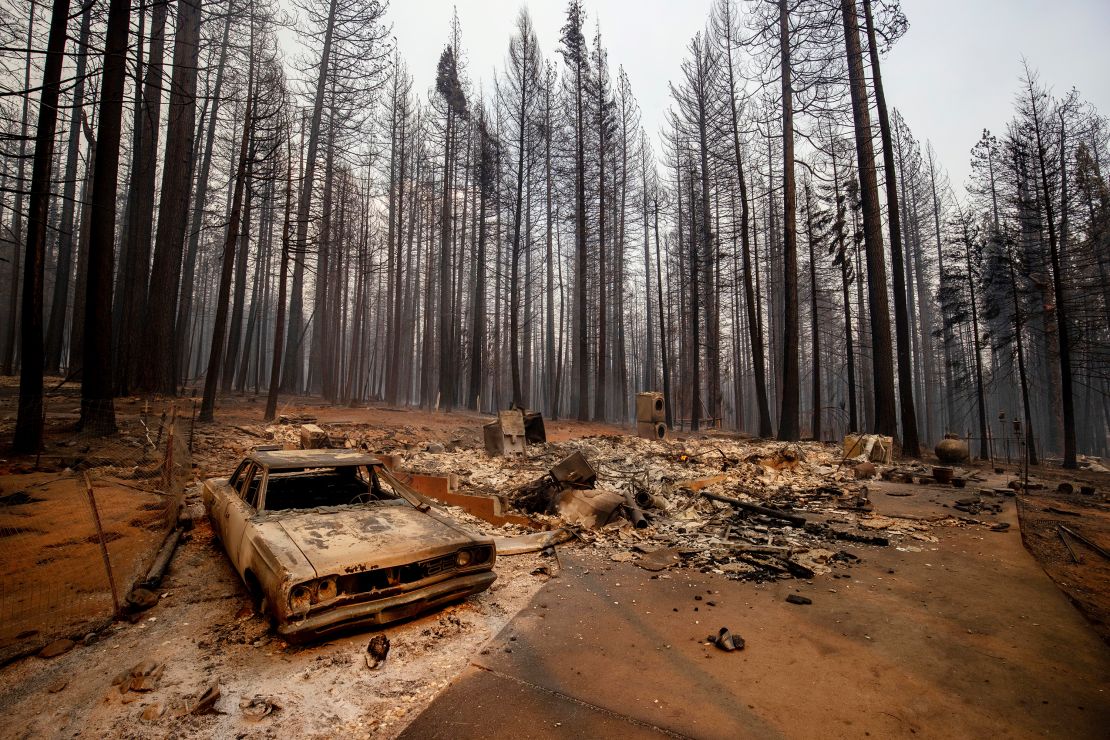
202 449 496 640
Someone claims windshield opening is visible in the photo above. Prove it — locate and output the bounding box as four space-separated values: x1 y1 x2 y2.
263 465 392 511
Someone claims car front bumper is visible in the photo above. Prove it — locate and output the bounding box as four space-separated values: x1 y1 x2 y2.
276 570 496 641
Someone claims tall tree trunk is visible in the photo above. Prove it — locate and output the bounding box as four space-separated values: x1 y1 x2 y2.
117 0 166 394
14 0 70 451
175 7 232 382
545 80 556 416
723 20 771 436
573 51 588 421
79 0 131 433
468 121 488 410
841 0 897 438
222 140 253 392
863 0 919 455
282 0 339 394
438 108 455 411
44 3 91 373
687 163 701 431
595 56 608 421
199 70 253 422
804 183 821 441
777 0 800 441
138 0 202 393
510 53 529 408
961 224 990 460
1028 94 1076 467
641 134 653 393
3 0 36 376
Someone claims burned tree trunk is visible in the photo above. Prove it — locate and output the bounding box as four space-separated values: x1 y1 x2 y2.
14 0 71 451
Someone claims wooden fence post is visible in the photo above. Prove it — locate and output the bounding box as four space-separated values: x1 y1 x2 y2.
82 471 121 617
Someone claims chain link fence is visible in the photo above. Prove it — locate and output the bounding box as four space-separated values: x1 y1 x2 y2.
0 396 191 664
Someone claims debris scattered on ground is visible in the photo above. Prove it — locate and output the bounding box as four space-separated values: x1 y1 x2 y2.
239 695 282 721
186 683 221 715
635 547 683 572
299 423 331 450
366 634 391 669
494 528 574 555
1058 525 1110 561
37 639 74 659
125 587 159 613
356 433 1013 584
711 627 744 652
113 659 164 693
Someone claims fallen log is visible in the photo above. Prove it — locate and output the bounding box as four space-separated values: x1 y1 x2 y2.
701 491 806 528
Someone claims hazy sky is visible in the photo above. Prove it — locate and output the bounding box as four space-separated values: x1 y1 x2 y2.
380 0 1109 192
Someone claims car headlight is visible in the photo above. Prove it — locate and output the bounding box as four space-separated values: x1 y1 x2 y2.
456 550 472 567
289 584 311 612
316 577 337 602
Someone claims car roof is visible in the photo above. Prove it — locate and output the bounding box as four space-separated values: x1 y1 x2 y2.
246 449 385 470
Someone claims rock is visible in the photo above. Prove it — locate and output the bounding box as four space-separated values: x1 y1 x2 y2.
38 639 75 659
853 462 877 480
140 702 166 722
634 547 683 572
785 594 812 605
189 683 221 715
126 587 158 613
425 442 445 454
366 634 390 669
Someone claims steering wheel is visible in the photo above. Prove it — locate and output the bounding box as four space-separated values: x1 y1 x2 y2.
349 492 374 505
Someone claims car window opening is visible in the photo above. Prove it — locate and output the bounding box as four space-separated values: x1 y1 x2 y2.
264 466 393 511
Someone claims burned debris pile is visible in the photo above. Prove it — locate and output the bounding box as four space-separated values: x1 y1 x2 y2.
356 430 982 583
217 414 1026 587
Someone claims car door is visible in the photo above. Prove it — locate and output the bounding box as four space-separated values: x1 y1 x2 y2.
222 463 259 575
209 461 247 542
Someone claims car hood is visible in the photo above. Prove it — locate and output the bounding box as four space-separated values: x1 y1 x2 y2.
256 504 480 578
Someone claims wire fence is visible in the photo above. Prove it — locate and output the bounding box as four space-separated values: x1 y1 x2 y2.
0 399 190 664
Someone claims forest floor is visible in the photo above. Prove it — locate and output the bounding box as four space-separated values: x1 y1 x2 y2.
0 383 1107 737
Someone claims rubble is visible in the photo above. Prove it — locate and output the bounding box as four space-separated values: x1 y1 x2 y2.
483 409 546 456
37 639 75 659
366 634 390 670
255 422 1003 587
298 424 331 449
239 696 281 721
712 627 744 651
555 488 625 528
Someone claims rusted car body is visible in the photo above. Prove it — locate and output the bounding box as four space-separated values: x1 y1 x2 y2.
202 449 496 640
